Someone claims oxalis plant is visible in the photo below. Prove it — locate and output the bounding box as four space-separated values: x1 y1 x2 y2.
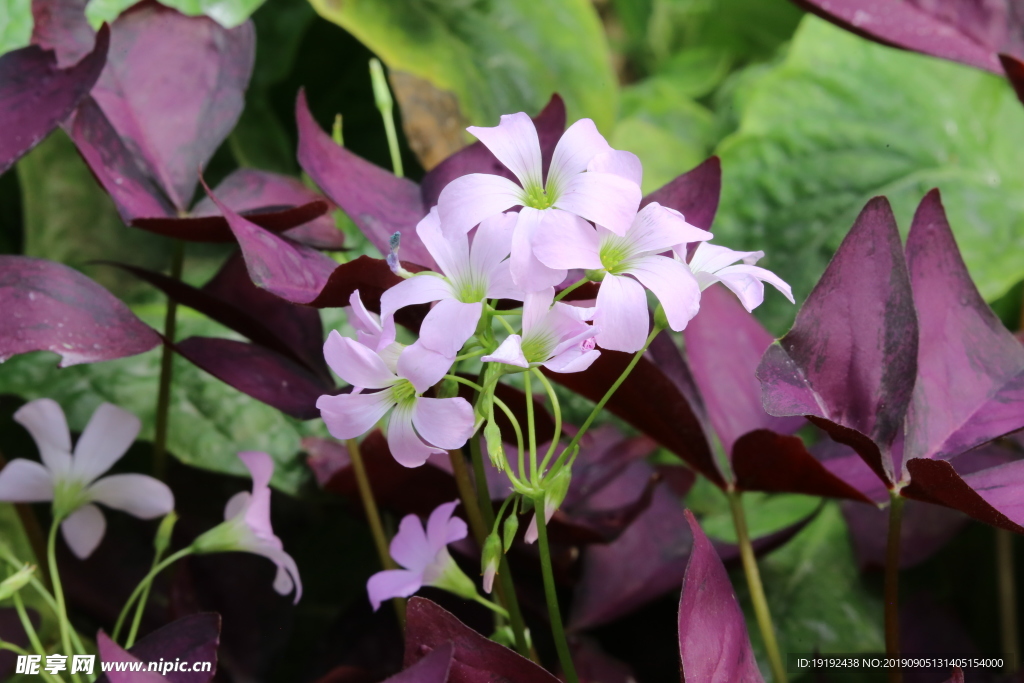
1 0 1024 681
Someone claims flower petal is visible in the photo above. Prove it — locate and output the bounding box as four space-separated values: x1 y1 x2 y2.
0 459 54 502
544 346 601 374
317 390 396 440
380 272 454 319
413 397 475 450
86 474 174 519
531 209 602 271
712 264 795 312
323 330 398 389
689 242 763 274
416 207 471 281
258 543 303 603
588 149 642 187
238 451 274 537
467 112 543 190
396 341 454 393
522 288 555 334
627 203 712 255
224 490 250 521
594 274 650 353
483 261 524 301
71 403 141 485
61 503 106 559
626 255 701 331
367 569 423 611
510 208 571 290
547 118 612 190
425 500 468 555
555 172 642 236
347 289 382 339
387 404 440 468
469 212 517 277
13 398 72 476
419 299 483 358
390 511 432 570
482 334 530 368
437 174 523 237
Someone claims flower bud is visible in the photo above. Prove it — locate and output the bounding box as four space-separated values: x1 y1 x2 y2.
436 375 459 399
483 420 506 471
502 513 519 552
481 532 502 594
0 564 35 601
154 511 178 556
653 302 670 331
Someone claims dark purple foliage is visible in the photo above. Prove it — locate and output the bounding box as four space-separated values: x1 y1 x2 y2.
678 510 763 683
571 638 638 683
403 597 559 682
0 24 108 174
640 156 721 230
96 613 220 683
31 0 95 67
0 256 160 366
842 499 968 570
384 643 452 683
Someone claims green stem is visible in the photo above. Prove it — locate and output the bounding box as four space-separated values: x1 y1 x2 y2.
47 520 78 675
996 528 1019 674
533 369 562 475
3 599 64 683
553 278 588 302
114 548 192 644
533 495 577 683
727 489 787 683
153 240 185 480
0 553 85 654
885 492 905 683
550 327 660 473
466 437 534 661
369 58 403 178
524 371 538 484
125 541 168 650
348 439 405 630
472 593 510 619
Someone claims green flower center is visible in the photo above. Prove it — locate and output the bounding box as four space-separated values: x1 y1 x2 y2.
520 330 556 364
599 236 636 274
521 178 558 210
52 479 88 519
391 379 418 406
455 275 488 304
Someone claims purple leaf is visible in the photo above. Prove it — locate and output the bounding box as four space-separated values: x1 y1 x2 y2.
757 197 918 486
419 94 567 209
307 255 408 311
1002 53 1024 105
790 0 1011 74
98 632 170 683
96 613 220 683
571 638 637 683
203 181 338 304
0 255 160 366
296 89 435 269
31 0 95 67
0 24 108 174
190 168 343 249
901 458 1024 533
685 284 803 455
130 201 330 243
90 2 254 210
842 498 968 570
403 597 560 683
175 337 333 419
678 510 764 683
641 156 721 231
547 334 721 486
384 643 453 683
943 668 965 683
903 189 1024 462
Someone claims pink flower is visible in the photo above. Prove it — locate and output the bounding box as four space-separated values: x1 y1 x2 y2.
366 501 478 610
437 113 643 290
191 451 302 603
346 289 402 371
316 332 474 467
482 288 600 373
380 209 524 357
687 242 794 312
533 203 713 352
0 399 173 559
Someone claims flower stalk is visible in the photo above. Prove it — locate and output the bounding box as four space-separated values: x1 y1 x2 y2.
885 491 905 683
533 495 577 683
153 239 185 480
996 528 1019 674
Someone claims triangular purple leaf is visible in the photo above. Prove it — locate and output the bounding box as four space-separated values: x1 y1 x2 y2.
757 197 918 485
130 202 330 243
385 643 453 683
904 189 1024 462
678 510 764 683
404 597 559 682
1002 53 1024 105
91 2 254 210
419 93 567 209
95 613 220 683
0 24 108 174
901 458 1024 534
296 89 435 269
0 255 160 366
641 156 721 231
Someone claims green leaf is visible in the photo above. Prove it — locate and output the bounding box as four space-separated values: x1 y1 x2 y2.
309 0 618 132
714 17 1024 334
0 307 326 494
84 0 263 30
736 503 884 666
0 0 32 57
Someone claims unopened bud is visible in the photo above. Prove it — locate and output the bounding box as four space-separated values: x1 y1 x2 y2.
386 232 413 278
154 511 178 556
481 532 502 594
653 302 670 331
436 375 459 399
0 564 35 600
502 513 519 552
484 420 506 472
